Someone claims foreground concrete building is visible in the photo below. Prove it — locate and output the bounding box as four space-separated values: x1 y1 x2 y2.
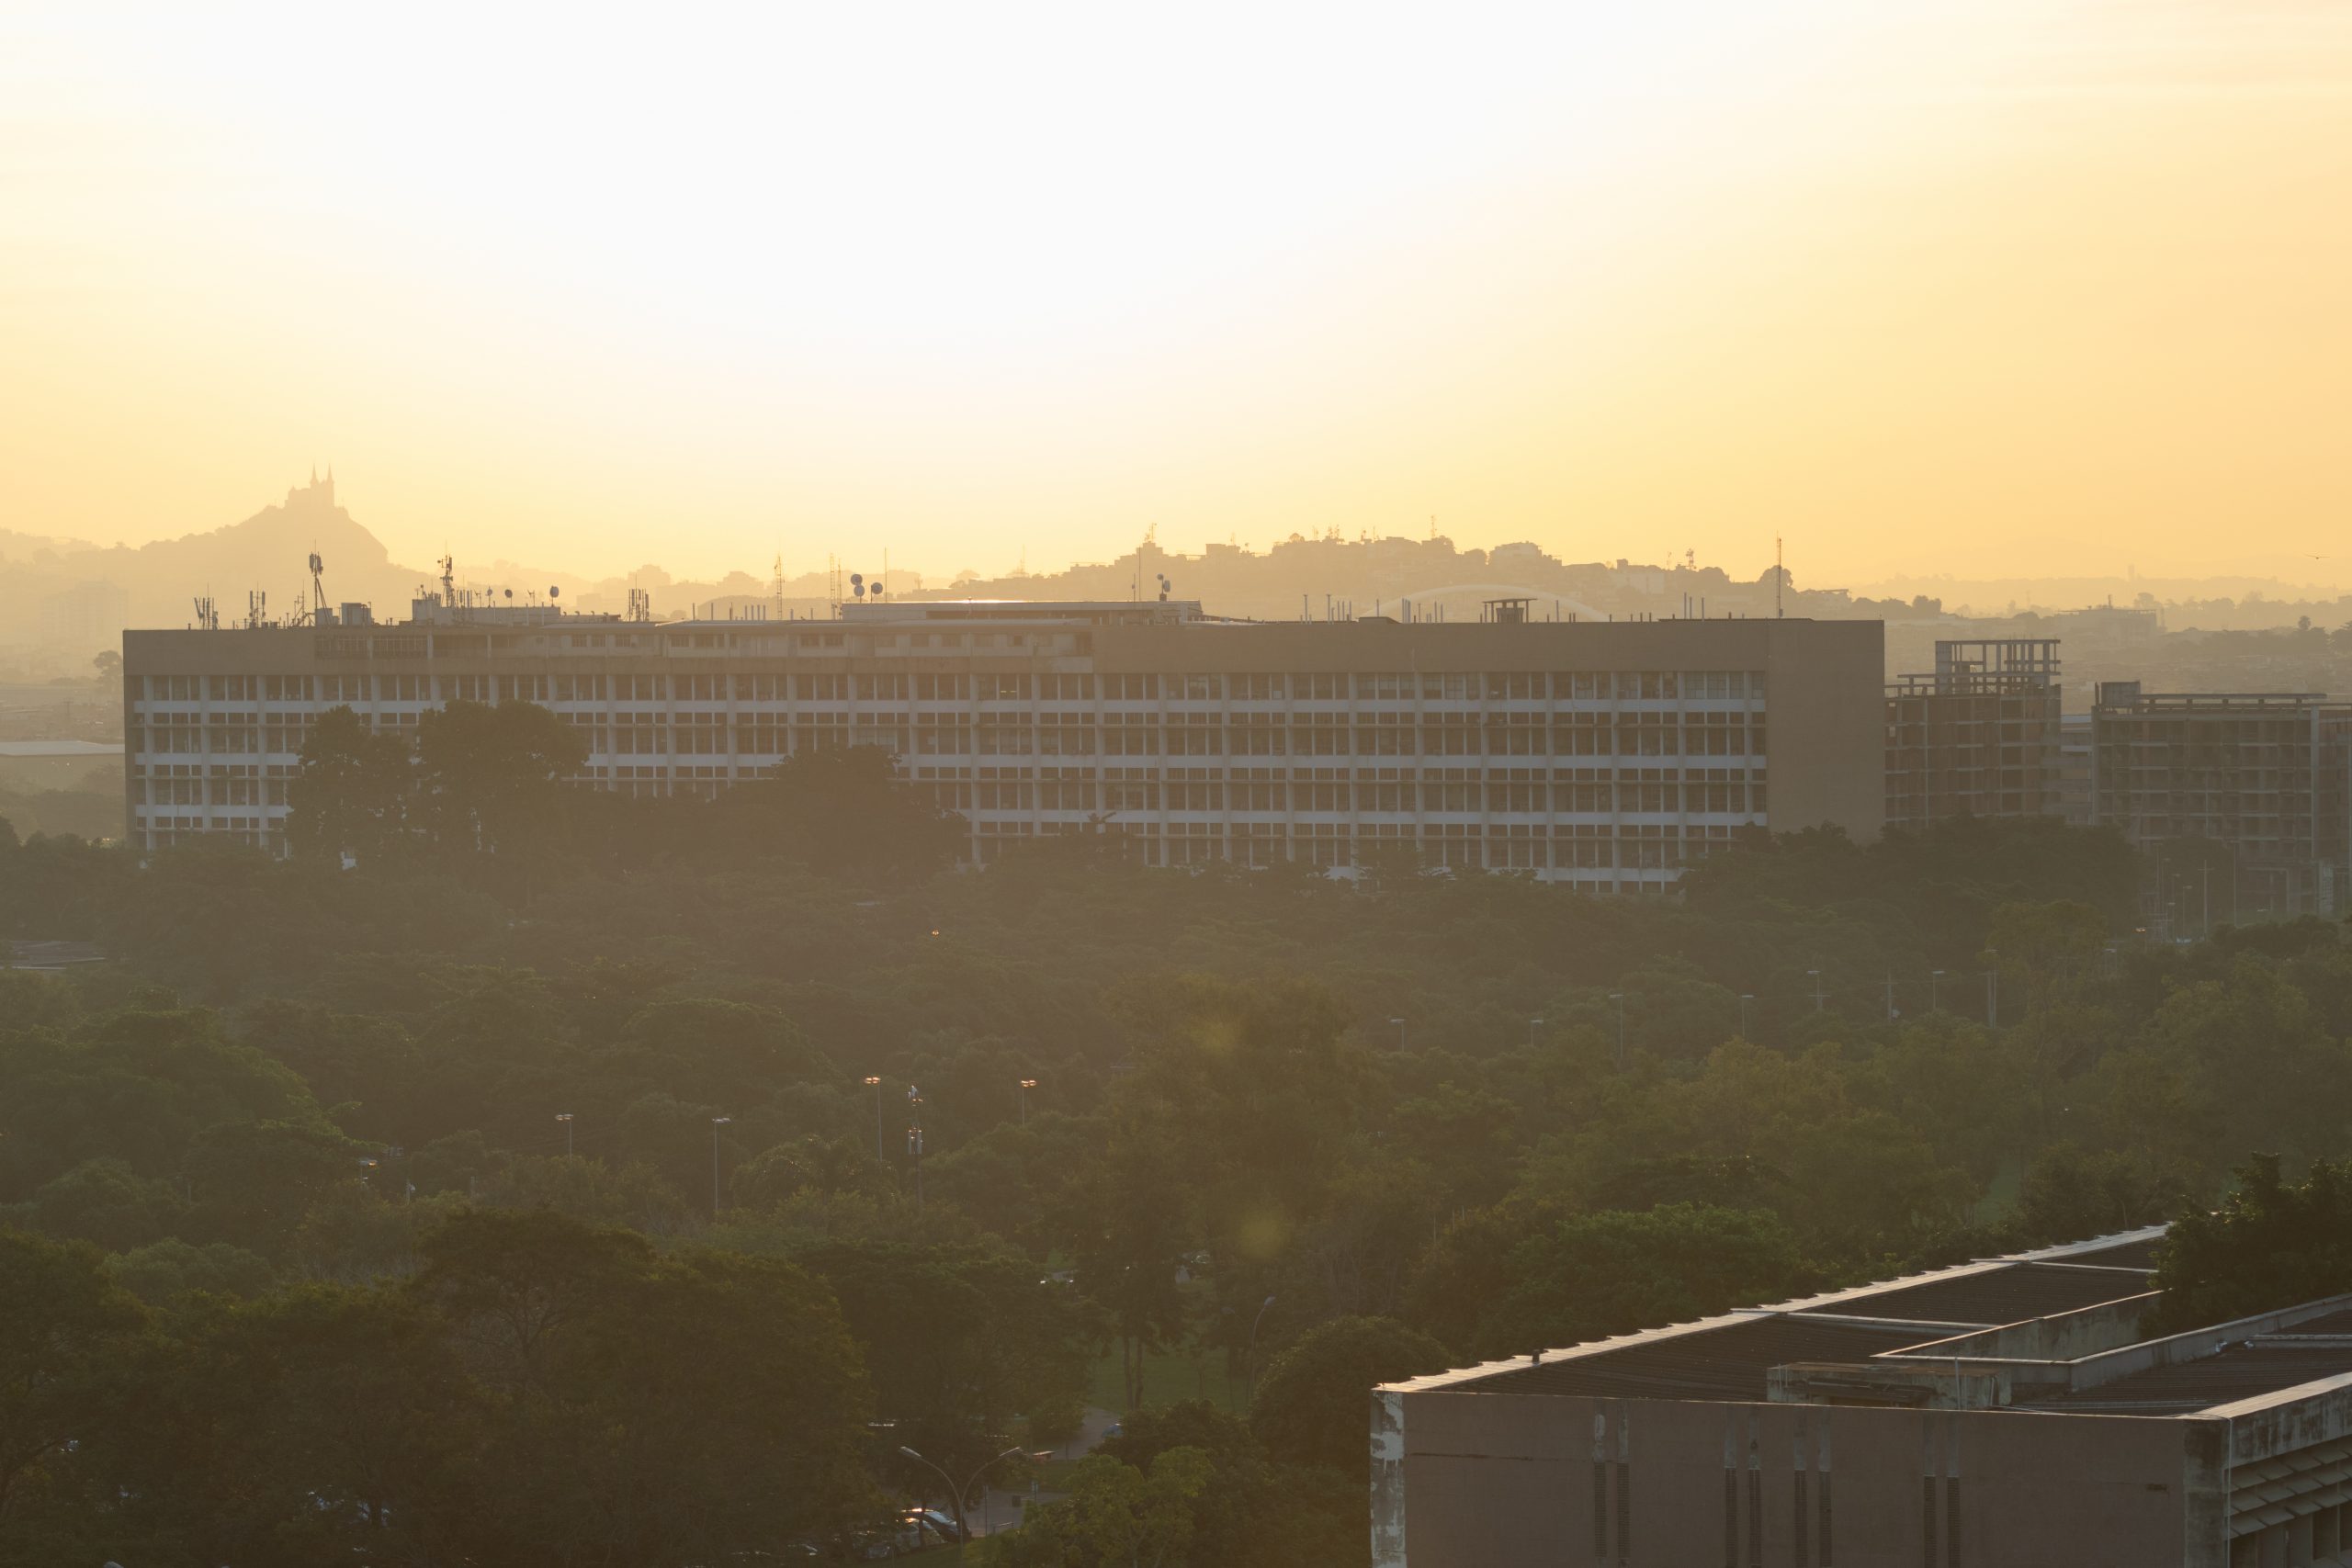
1374 1229 2352 1567
121 599 1884 886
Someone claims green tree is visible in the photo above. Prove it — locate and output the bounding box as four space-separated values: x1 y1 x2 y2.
0 1231 150 1540
286 705 414 867
1249 1315 1451 1481
1471 1203 1813 1362
2149 1154 2352 1334
2013 1142 2193 1247
413 698 588 870
983 1447 1214 1568
707 744 966 875
413 1208 876 1560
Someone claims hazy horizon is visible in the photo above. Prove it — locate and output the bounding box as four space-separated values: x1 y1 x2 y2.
8 2 2350 588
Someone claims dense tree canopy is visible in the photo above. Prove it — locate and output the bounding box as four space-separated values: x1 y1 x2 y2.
3 782 2350 1564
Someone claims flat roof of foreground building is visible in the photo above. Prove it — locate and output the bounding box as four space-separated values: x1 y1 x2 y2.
1374 1228 2352 1566
1374 1225 2352 1567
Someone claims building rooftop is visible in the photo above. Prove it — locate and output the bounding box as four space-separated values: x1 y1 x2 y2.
2018 1306 2352 1416
1784 1260 2153 1325
1379 1227 2352 1424
1461 1315 1928 1403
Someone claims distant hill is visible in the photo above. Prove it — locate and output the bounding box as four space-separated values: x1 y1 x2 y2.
0 473 431 648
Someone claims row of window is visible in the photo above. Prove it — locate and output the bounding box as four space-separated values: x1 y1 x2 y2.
931 780 1765 814
141 773 1762 817
142 669 1768 705
137 717 1763 761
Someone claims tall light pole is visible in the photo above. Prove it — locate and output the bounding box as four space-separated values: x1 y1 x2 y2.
1388 1015 1407 1051
1806 969 1825 1012
1929 970 1945 1014
898 1445 1026 1545
709 1115 731 1214
1019 1077 1037 1125
907 1086 925 1213
1246 1292 1278 1406
1982 969 1999 1028
1737 994 1754 1038
1528 1017 1544 1049
1607 992 1625 1070
864 1076 883 1161
555 1111 573 1157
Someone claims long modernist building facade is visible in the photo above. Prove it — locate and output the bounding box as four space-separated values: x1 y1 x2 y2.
122 599 1884 886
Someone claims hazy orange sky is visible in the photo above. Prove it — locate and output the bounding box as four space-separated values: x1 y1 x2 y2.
5 2 2348 588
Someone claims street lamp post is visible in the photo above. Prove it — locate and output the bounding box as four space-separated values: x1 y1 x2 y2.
907 1086 925 1213
864 1077 883 1162
709 1115 731 1213
555 1111 573 1157
1019 1077 1037 1125
1245 1292 1278 1407
1388 1015 1407 1051
1528 1017 1544 1049
1806 969 1826 1012
898 1445 1027 1545
1737 994 1755 1037
1929 970 1945 1014
1607 992 1625 1070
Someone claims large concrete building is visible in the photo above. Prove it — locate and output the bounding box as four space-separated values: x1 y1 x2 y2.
2090 682 2352 921
120 599 1885 886
1884 637 2064 830
1374 1229 2352 1568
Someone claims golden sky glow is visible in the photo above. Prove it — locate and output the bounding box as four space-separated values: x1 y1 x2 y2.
5 2 2349 587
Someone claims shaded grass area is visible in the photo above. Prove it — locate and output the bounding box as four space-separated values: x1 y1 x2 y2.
1085 1337 1249 1416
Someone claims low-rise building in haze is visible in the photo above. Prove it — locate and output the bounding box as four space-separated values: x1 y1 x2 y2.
120 597 1886 886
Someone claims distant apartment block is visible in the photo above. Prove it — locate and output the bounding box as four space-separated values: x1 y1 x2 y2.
1884 637 2063 830
1376 1228 2352 1568
39 580 130 649
120 599 1886 887
2091 682 2352 920
2057 710 2096 828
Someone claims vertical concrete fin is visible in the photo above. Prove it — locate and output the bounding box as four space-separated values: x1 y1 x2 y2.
1372 1389 1408 1568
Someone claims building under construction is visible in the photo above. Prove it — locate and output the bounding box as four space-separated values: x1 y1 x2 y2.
2090 682 2352 924
1884 637 2064 830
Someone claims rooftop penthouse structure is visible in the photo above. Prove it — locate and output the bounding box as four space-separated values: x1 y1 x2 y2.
121 598 1884 886
1375 1229 2352 1567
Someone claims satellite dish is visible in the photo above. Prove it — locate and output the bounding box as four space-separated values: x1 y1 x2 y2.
549 585 560 598
851 572 865 585
503 588 514 599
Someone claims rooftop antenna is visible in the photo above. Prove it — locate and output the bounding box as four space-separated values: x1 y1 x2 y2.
193 594 218 631
438 553 457 610
772 553 784 620
1775 536 1784 619
308 549 327 623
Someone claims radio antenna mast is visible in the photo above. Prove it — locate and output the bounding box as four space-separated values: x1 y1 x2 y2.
1775 536 1784 619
